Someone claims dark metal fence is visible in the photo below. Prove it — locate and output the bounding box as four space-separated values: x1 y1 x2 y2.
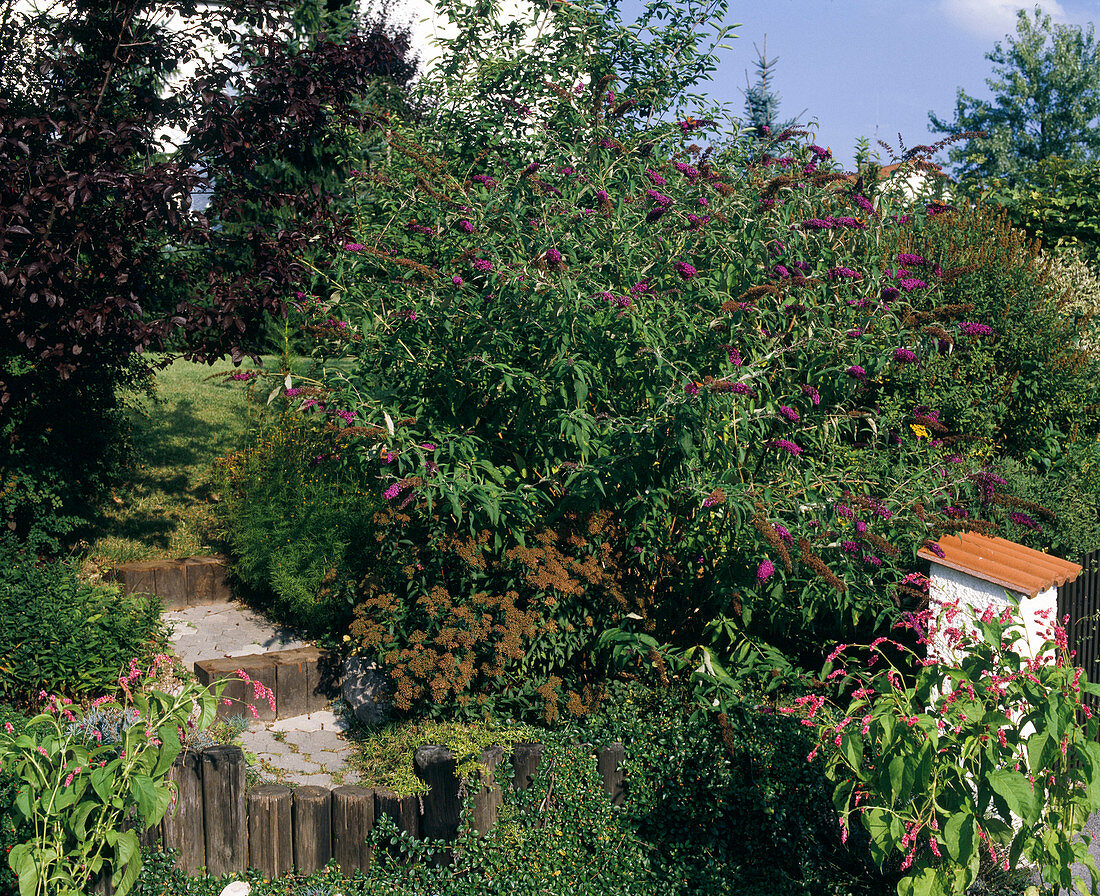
1058 549 1100 710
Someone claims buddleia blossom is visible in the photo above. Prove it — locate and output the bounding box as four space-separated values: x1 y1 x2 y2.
702 488 726 508
473 258 493 272
675 261 698 280
674 161 699 180
768 439 803 456
898 278 927 292
471 174 497 188
646 189 673 207
958 321 994 337
457 219 475 233
1010 511 1042 531
896 253 928 266
757 559 776 581
801 384 820 405
779 405 799 421
646 168 667 186
846 365 867 380
894 348 917 363
828 267 860 280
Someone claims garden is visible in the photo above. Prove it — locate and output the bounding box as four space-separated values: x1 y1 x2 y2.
3 0 1100 894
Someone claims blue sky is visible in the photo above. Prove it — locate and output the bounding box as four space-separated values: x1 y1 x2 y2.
675 0 1100 169
394 0 1100 170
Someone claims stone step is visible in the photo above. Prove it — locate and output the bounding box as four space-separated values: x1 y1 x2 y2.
194 646 338 722
110 555 231 609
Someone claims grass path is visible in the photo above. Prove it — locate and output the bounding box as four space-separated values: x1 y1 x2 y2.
82 354 270 573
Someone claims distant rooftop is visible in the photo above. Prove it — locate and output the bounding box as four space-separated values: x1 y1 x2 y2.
917 531 1082 598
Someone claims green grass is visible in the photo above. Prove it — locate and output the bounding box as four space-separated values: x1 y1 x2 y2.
80 354 301 575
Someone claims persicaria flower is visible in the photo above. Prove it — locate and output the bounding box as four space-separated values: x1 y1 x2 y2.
757 559 776 581
768 439 803 456
779 405 799 421
894 347 917 363
675 261 698 280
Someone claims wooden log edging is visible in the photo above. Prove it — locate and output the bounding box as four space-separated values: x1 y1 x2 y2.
152 741 624 879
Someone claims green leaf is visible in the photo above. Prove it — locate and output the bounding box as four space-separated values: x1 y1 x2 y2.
896 866 938 896
943 811 977 865
8 844 35 896
989 769 1038 825
111 829 141 895
129 774 158 821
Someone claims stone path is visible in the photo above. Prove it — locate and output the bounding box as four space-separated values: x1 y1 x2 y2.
162 602 363 788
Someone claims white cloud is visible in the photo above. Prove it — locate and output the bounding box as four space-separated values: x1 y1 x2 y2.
939 0 1067 41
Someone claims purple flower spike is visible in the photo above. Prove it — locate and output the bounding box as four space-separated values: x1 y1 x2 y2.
779 405 800 422
757 559 776 581
675 261 698 280
894 348 917 363
958 321 994 337
768 439 803 456
846 365 867 380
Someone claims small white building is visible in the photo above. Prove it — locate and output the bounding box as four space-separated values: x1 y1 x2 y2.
917 532 1082 662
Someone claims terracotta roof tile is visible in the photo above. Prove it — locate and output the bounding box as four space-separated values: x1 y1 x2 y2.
917 532 1082 598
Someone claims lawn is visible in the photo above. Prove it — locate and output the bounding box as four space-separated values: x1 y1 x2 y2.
80 354 288 577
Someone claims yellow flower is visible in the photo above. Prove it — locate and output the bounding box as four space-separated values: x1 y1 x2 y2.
909 424 929 439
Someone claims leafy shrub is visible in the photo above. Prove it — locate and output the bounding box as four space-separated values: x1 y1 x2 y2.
0 538 164 706
0 705 33 896
214 411 381 638
559 681 885 895
810 598 1100 896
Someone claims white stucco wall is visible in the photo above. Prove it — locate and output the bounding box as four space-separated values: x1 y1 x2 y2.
927 563 1057 663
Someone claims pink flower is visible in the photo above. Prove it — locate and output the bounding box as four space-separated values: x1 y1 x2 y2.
344 242 365 252
3 722 12 734
757 559 776 581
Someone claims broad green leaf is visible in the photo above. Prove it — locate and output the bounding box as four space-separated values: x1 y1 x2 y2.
989 769 1037 826
8 844 35 896
944 811 977 865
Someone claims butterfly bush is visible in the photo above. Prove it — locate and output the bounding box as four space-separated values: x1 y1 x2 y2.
279 4 1100 714
800 598 1100 896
